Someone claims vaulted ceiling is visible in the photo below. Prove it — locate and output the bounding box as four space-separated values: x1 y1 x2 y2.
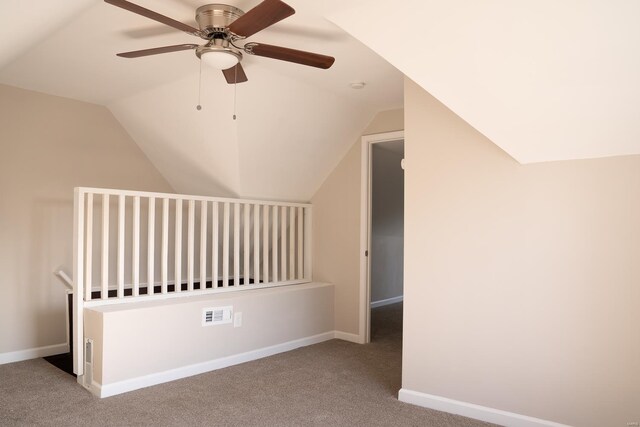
2 0 638 201
0 0 403 201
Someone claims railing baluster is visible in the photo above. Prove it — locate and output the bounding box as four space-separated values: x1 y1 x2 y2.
187 200 195 291
281 206 287 281
243 204 250 285
77 189 313 308
101 194 109 300
297 206 303 280
161 198 169 294
253 204 260 285
212 202 219 288
200 201 207 289
175 199 182 293
272 206 278 282
147 197 155 295
117 195 125 299
222 202 230 287
85 193 93 301
132 196 140 297
304 207 312 280
73 189 85 375
263 205 269 283
289 206 295 280
234 203 240 287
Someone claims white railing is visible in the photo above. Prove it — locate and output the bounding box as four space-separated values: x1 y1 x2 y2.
72 187 312 375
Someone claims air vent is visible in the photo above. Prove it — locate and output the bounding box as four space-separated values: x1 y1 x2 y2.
202 306 233 326
84 338 94 390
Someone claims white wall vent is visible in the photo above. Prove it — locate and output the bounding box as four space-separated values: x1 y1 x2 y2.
202 306 233 326
83 338 94 390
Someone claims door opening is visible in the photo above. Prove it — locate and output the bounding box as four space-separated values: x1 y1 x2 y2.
359 131 405 343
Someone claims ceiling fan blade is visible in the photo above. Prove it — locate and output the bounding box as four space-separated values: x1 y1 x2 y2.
246 43 335 69
227 0 294 38
104 0 201 36
222 64 249 84
117 44 198 58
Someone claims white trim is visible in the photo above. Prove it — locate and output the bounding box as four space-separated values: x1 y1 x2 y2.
370 295 404 309
0 343 69 365
359 131 405 344
359 136 369 343
398 389 571 427
334 331 364 344
55 269 73 290
76 187 311 208
91 331 335 398
73 188 85 375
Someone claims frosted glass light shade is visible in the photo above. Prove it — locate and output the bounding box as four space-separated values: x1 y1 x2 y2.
201 50 239 70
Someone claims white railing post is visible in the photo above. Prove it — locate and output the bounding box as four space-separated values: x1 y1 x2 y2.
263 206 269 283
199 201 207 289
304 206 313 281
212 202 219 287
174 199 182 292
85 194 93 302
253 204 260 284
289 206 295 280
234 203 240 287
117 195 125 299
272 206 278 283
72 188 85 375
222 202 230 287
132 196 140 296
147 197 155 295
297 206 303 280
101 194 109 300
243 203 250 285
281 207 287 281
161 198 169 294
187 200 195 291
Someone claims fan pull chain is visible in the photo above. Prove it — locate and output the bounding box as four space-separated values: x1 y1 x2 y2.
196 60 203 111
233 65 238 120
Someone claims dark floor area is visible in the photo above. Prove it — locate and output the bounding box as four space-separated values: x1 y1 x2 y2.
44 352 75 377
370 301 403 343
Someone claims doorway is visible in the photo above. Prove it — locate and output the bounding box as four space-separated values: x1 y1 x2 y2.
359 131 405 343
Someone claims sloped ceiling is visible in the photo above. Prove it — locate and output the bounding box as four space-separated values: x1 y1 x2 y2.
0 0 403 201
329 0 640 163
4 1 635 199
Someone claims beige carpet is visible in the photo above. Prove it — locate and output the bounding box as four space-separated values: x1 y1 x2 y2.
0 303 495 426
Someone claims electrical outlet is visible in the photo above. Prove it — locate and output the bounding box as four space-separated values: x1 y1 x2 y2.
234 312 242 328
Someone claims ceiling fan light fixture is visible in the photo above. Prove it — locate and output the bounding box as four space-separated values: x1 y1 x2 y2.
201 50 241 70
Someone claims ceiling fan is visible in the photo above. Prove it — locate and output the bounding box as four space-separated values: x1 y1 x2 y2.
105 0 336 84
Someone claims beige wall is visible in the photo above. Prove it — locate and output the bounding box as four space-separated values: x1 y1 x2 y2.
402 78 640 426
312 109 404 335
85 282 334 394
0 84 173 357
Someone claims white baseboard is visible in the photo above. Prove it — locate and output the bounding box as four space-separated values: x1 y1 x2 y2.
398 389 570 427
0 343 69 365
333 330 364 344
370 295 403 308
93 331 336 398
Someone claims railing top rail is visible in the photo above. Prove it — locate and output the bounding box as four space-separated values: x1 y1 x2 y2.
75 187 312 208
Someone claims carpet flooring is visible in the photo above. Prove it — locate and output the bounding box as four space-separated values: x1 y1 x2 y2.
0 303 496 426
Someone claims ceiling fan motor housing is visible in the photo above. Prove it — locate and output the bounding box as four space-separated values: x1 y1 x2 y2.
196 4 244 38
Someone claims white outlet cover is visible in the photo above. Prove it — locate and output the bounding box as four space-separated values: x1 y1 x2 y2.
234 312 242 328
